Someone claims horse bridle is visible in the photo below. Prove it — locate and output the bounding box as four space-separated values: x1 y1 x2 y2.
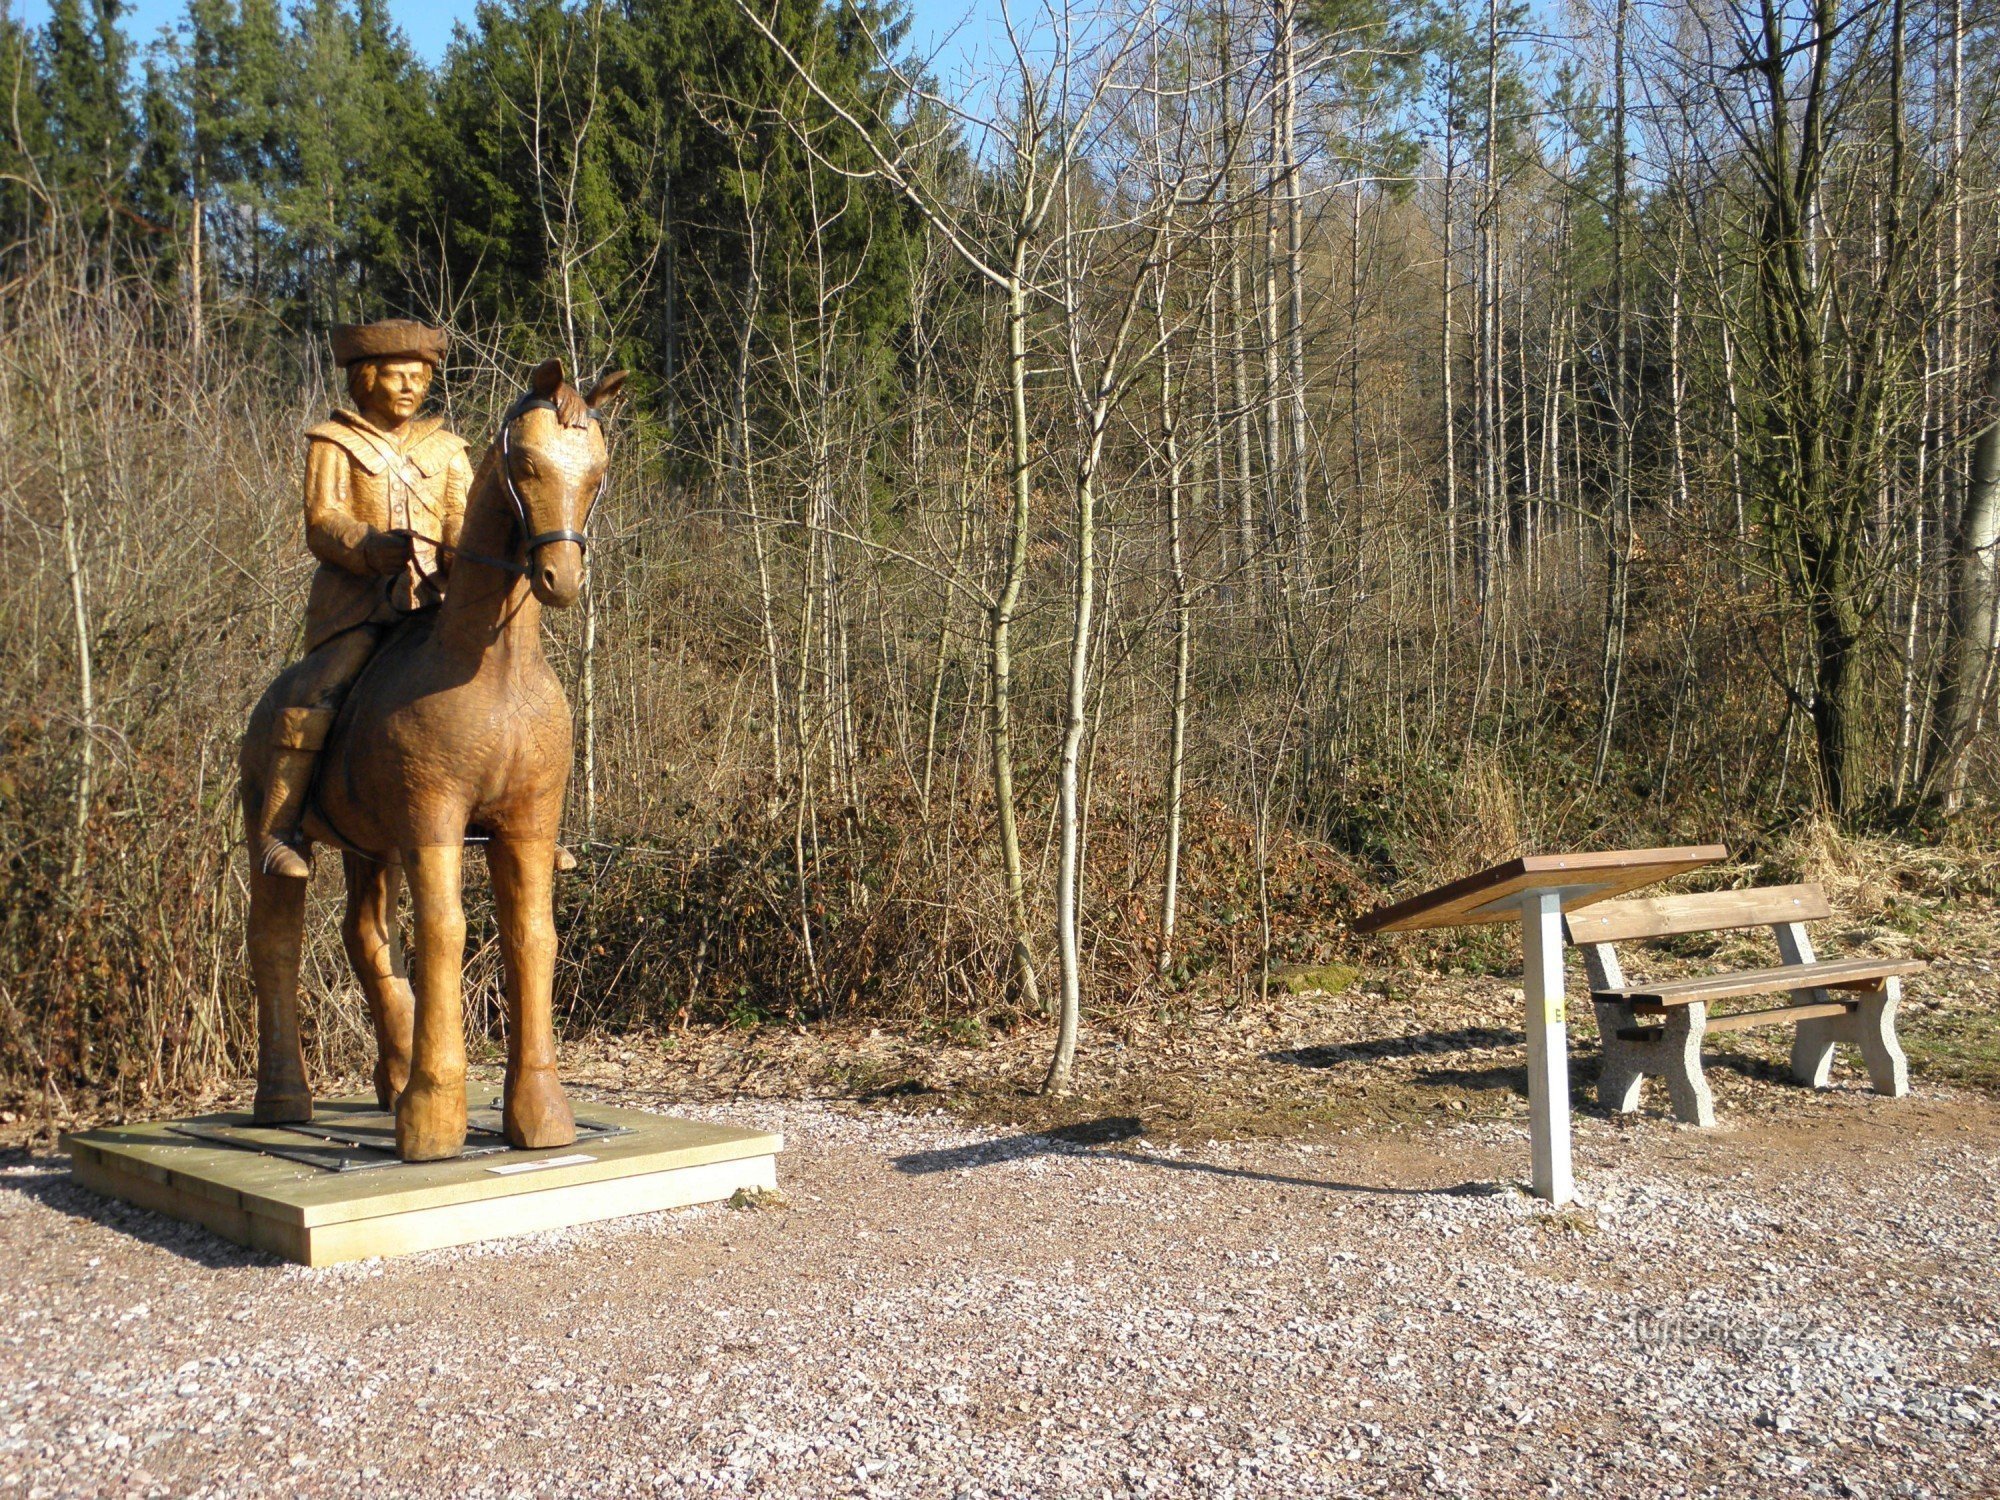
498 392 606 561
386 390 608 582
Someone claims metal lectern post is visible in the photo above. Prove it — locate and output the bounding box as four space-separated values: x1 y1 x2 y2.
1518 890 1573 1205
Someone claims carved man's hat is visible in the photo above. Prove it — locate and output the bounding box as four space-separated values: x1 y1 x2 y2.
329 318 449 369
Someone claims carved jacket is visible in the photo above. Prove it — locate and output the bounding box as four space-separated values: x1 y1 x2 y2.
302 409 474 652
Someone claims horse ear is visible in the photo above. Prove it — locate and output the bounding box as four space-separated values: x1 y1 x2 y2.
530 358 564 397
585 369 629 414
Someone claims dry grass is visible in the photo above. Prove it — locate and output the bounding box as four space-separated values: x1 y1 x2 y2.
7 874 1995 1155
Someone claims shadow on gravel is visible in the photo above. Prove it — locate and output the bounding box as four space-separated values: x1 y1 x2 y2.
1699 1049 1799 1085
1276 1032 1643 1120
1411 1062 1533 1095
891 1121 1506 1199
1266 1027 1525 1068
0 1152 280 1269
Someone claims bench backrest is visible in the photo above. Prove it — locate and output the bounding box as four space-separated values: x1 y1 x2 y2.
1563 883 1830 945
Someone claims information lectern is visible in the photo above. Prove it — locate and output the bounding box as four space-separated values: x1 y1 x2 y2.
1354 846 1727 1204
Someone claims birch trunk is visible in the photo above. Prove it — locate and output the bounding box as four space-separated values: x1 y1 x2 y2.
1220 15 1259 599
1156 293 1191 977
1277 0 1311 586
1474 0 1502 621
993 242 1044 1015
1928 340 2000 809
56 420 93 889
189 185 204 358
1046 425 1102 1094
1441 112 1459 600
1592 0 1633 788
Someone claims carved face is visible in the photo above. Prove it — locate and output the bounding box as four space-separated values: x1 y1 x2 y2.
509 406 607 609
351 358 434 427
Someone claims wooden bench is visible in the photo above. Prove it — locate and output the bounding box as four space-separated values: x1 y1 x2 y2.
1563 884 1924 1127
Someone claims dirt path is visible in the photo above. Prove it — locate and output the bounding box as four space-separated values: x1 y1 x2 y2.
4 1076 1996 1499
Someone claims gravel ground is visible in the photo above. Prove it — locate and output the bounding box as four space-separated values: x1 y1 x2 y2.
3 1076 1997 1499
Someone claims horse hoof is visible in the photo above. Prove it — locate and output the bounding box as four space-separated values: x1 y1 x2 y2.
395 1078 467 1161
504 1070 576 1150
252 1088 313 1125
373 1057 410 1112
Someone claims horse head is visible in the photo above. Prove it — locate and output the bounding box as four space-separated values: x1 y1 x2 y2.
500 359 628 608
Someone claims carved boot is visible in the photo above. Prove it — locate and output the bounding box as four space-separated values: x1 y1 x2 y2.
256 708 334 879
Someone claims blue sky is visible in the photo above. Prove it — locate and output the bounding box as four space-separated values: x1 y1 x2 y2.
10 0 1005 82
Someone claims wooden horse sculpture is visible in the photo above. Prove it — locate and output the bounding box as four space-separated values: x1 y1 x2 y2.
239 359 625 1161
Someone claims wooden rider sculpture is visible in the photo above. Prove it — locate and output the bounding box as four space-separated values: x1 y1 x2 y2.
240 330 624 1161
253 320 472 880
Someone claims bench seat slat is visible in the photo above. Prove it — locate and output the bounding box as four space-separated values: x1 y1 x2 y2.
1594 956 1927 1009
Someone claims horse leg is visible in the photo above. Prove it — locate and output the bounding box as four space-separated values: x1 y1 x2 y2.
490 838 575 1150
247 863 313 1123
341 853 414 1111
394 843 469 1161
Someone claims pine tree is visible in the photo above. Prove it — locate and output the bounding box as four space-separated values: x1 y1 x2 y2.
284 0 434 322
34 0 140 259
215 0 295 305
133 51 192 288
420 0 915 425
0 10 52 258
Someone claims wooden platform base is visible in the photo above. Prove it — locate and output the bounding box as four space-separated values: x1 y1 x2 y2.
63 1087 781 1267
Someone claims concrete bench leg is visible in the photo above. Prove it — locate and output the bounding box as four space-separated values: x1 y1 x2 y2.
1790 1013 1839 1088
1659 1003 1715 1126
1594 1000 1647 1114
1790 979 1909 1097
1857 981 1910 1096
1592 999 1716 1128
